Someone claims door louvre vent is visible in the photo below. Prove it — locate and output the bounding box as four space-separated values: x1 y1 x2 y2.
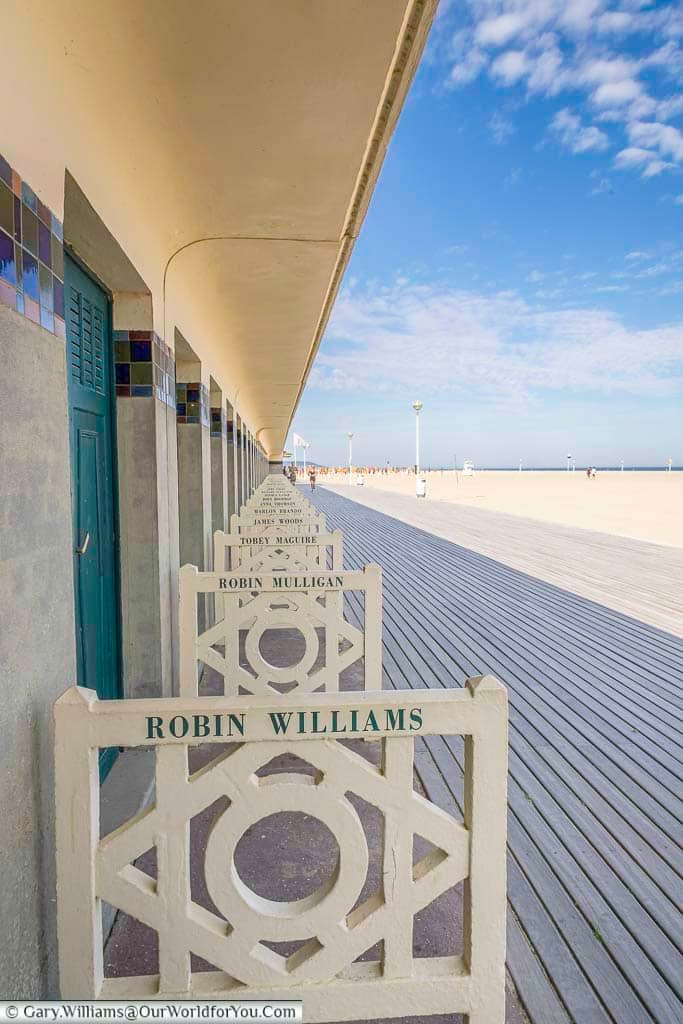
68 285 106 397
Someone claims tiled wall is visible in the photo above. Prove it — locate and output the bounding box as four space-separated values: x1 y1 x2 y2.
114 330 175 407
0 152 65 338
210 405 226 437
176 382 210 426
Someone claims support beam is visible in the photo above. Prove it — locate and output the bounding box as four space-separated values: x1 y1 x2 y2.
210 380 228 537
113 298 177 698
175 341 212 630
226 401 237 519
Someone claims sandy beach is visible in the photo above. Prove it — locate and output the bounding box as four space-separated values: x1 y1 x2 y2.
318 469 683 548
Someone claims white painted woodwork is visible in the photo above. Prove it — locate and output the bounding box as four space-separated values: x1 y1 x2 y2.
178 565 382 698
214 529 344 574
55 680 508 1021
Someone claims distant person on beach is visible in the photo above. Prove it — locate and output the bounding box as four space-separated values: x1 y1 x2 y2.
309 468 316 491
586 467 591 479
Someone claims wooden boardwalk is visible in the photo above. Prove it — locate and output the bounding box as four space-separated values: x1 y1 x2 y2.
309 485 683 1024
317 484 683 638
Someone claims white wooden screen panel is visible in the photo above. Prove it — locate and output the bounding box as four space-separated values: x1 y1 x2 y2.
55 681 508 1022
179 565 381 698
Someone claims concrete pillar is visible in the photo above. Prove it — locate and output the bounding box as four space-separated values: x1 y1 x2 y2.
210 381 228 538
113 296 178 699
226 401 237 519
175 343 212 630
238 414 246 508
243 426 249 498
234 413 242 511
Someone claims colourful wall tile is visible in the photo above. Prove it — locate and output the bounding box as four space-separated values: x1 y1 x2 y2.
0 153 65 342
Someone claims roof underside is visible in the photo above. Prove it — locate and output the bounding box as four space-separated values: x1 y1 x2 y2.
4 0 436 455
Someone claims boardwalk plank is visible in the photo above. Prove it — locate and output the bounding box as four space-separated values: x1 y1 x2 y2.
340 518 683 840
343 534 683 840
310 486 683 1024
319 484 683 638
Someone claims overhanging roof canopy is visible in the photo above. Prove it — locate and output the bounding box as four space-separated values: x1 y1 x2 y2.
4 0 436 456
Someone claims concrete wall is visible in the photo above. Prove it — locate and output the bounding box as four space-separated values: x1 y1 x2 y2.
116 399 164 698
159 399 180 696
0 304 76 998
177 424 212 630
211 433 228 537
116 397 178 699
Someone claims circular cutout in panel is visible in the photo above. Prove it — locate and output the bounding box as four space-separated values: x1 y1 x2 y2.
234 810 339 902
257 628 307 670
245 612 319 683
205 781 368 941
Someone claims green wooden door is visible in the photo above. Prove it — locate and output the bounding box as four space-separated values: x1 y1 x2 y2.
65 255 120 774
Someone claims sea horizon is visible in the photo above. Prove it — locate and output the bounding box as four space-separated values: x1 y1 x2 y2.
296 464 680 472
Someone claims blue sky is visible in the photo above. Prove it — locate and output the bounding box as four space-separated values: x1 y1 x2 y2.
293 0 683 468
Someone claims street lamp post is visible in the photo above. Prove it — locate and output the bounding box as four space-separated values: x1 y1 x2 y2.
347 432 353 475
413 401 423 474
412 401 424 496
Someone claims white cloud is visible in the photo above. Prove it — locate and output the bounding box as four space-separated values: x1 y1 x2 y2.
641 159 675 178
489 111 515 142
614 147 652 168
491 50 528 84
476 13 529 47
596 12 633 35
441 2 683 181
657 95 683 120
527 41 566 94
312 281 683 401
628 121 683 161
658 281 683 295
634 262 672 279
560 0 602 33
614 146 674 177
675 194 683 205
551 108 609 153
591 79 643 107
448 43 487 85
590 175 614 195
580 56 640 85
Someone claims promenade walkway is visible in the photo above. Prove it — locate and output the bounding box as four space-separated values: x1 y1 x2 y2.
314 485 683 638
308 485 683 1024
